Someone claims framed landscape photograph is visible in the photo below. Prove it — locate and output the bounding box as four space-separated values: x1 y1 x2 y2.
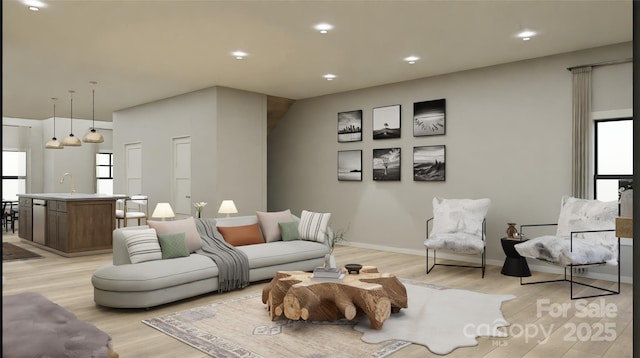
338 110 363 142
413 98 446 137
373 148 401 181
337 150 362 181
413 145 445 181
372 104 401 140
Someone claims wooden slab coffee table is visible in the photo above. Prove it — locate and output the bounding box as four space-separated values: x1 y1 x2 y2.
262 266 407 329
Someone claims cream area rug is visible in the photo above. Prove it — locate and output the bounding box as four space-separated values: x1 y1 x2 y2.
355 280 516 355
143 280 515 357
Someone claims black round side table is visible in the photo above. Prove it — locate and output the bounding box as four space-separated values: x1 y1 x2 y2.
500 238 531 277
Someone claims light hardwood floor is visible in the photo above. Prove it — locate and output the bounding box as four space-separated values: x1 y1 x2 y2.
2 232 632 357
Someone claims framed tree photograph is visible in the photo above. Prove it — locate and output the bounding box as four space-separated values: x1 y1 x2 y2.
413 98 446 137
338 110 363 142
337 150 362 181
373 148 401 181
413 145 445 181
372 104 401 139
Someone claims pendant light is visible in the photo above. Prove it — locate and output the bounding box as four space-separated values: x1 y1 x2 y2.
45 97 64 149
61 90 81 146
83 81 104 143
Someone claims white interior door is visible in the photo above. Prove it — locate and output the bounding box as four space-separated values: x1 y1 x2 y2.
125 143 142 195
172 137 191 216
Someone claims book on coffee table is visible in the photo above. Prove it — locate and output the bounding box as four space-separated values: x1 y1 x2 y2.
312 267 342 278
311 273 345 281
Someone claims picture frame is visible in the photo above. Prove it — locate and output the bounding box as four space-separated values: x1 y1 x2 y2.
373 148 401 181
413 145 445 181
413 98 446 137
337 150 363 181
372 104 401 139
338 110 363 142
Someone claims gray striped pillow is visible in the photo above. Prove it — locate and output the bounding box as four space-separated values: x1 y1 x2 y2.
298 210 331 243
122 228 162 263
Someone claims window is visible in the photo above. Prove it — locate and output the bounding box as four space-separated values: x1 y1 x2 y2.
96 152 113 195
2 151 27 201
594 118 633 201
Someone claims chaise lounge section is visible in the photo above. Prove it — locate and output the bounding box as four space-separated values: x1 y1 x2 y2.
92 211 331 308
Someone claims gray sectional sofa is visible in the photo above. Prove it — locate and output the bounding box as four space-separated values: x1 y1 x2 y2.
91 215 330 308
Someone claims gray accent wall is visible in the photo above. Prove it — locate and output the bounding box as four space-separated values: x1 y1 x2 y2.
267 42 632 282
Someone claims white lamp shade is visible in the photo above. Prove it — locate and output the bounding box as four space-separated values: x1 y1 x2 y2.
218 200 238 215
45 138 64 149
61 134 81 146
83 129 104 143
152 203 175 219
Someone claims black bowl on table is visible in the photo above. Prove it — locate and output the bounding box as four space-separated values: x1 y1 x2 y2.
344 263 363 274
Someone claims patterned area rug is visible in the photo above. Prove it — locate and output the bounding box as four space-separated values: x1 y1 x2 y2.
143 280 515 357
2 242 43 261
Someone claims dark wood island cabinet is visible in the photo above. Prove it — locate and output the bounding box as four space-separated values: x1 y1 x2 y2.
17 194 127 257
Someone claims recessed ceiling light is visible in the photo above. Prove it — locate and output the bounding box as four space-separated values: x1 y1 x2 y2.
517 30 536 41
404 56 420 64
323 74 337 80
232 51 247 60
23 0 45 10
314 23 334 34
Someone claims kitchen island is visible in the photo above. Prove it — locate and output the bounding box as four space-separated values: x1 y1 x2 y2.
17 193 127 257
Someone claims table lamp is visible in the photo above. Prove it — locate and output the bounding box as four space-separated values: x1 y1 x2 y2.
218 200 238 217
151 203 175 221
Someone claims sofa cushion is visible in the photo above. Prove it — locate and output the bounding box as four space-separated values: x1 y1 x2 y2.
298 210 331 243
256 209 293 242
237 240 330 269
157 232 190 259
218 223 265 246
148 217 203 253
92 254 219 292
122 228 162 264
279 221 300 241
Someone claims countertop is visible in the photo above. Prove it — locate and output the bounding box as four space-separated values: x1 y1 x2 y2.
18 193 128 201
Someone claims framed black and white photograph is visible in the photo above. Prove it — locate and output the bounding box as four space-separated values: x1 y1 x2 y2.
338 110 363 142
413 98 446 137
413 145 445 181
337 150 362 181
372 104 401 140
373 148 401 181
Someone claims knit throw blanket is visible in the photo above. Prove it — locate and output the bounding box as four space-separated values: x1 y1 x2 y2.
195 218 250 293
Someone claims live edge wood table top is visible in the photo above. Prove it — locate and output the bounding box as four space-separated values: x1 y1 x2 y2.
261 266 407 329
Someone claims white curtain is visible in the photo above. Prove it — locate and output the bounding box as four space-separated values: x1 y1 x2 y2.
571 66 592 199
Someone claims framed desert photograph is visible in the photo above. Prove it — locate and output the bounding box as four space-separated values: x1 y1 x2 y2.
413 145 445 181
338 110 363 142
337 150 362 181
413 98 446 136
372 104 401 139
373 148 401 181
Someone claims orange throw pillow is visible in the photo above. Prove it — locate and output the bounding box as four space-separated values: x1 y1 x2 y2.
217 224 265 246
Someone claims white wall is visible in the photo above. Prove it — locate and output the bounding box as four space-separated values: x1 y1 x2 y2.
267 42 633 282
2 117 111 195
112 86 267 218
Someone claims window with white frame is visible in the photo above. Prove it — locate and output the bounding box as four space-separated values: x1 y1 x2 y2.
594 118 633 201
96 152 113 195
2 151 27 201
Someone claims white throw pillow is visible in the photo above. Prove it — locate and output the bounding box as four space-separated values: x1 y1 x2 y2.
122 228 162 264
298 210 331 243
431 197 491 237
256 209 293 242
148 217 203 253
555 196 617 237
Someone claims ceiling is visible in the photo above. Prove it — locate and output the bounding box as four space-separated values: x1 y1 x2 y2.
2 0 632 123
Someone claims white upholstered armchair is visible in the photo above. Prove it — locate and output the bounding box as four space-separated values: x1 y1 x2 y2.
514 196 619 299
423 197 491 278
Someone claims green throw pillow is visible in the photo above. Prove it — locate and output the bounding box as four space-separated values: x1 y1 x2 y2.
279 221 300 241
157 232 190 259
